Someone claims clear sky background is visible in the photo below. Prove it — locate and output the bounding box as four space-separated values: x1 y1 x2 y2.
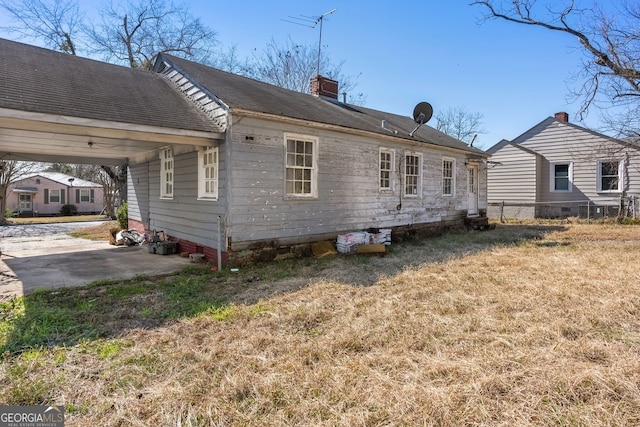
0 1 602 149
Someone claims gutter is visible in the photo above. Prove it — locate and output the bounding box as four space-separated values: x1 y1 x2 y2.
230 108 488 158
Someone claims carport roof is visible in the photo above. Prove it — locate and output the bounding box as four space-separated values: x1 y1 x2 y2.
0 38 221 165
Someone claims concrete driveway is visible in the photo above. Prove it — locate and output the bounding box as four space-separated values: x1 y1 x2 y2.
0 221 192 298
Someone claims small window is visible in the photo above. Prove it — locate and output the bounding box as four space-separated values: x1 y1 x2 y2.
597 160 622 192
442 158 455 196
79 189 91 202
551 162 572 192
379 148 395 192
160 147 174 199
285 134 317 198
198 146 218 200
49 189 61 203
404 152 422 197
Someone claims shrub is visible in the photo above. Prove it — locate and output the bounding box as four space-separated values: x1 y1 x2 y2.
116 202 128 230
60 204 77 216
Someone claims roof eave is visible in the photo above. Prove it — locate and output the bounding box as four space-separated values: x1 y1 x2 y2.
232 108 488 157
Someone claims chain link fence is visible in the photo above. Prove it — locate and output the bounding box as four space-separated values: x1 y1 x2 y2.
488 196 639 222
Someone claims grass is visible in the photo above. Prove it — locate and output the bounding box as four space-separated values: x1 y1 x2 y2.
1 222 640 425
7 214 110 225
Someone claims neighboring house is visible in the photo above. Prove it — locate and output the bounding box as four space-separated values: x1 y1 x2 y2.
486 112 640 219
7 172 104 216
0 37 489 264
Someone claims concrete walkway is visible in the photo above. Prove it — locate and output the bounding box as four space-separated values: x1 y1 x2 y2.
0 222 192 298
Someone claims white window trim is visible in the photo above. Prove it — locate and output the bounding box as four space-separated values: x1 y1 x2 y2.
379 148 395 193
596 159 623 193
198 146 219 200
160 147 174 199
79 188 91 202
49 189 61 204
404 151 423 198
550 162 573 193
284 133 318 199
442 157 456 197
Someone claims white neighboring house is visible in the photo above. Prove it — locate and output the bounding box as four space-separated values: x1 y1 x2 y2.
486 112 640 219
7 172 104 217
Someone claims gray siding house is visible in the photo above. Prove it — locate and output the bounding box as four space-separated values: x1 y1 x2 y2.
486 112 640 219
0 37 489 265
127 54 489 263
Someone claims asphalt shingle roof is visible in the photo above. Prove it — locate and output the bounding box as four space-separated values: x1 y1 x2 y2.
161 54 486 155
22 172 100 187
0 38 216 133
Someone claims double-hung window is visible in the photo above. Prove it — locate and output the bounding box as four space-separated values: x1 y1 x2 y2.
404 152 422 197
442 158 455 196
285 134 317 198
160 147 174 199
597 159 622 192
49 189 61 203
79 189 91 202
551 162 572 192
379 148 395 192
198 146 218 200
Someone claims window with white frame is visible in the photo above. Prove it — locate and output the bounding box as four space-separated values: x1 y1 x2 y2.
79 189 91 202
49 189 61 203
442 158 455 196
198 146 218 200
404 152 422 197
597 159 622 192
551 162 572 192
160 147 174 199
285 134 317 197
379 148 395 192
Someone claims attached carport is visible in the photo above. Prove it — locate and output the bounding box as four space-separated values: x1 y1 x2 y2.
0 37 222 167
0 38 223 295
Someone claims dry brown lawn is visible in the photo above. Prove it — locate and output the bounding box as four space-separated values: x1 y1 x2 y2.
2 222 640 426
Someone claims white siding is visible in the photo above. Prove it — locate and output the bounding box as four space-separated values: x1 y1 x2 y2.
128 116 488 251
226 117 483 249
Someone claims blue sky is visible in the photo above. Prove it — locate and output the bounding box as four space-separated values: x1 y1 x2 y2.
0 1 598 149
190 1 592 148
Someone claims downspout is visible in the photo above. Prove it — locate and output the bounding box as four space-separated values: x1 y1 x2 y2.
223 113 234 263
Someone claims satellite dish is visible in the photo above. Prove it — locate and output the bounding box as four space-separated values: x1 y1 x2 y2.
409 102 433 136
413 102 433 124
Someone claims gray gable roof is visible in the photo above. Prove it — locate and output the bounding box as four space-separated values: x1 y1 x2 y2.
157 54 487 156
512 116 627 146
0 38 217 133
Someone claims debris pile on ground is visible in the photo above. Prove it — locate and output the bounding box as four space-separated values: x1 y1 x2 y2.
336 229 391 254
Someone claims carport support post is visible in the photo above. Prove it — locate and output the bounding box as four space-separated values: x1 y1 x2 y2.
217 215 223 271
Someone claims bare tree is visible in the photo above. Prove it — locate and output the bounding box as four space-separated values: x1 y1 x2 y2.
209 45 253 76
86 0 218 69
248 37 366 105
0 0 82 54
472 0 640 128
435 107 486 147
0 160 38 223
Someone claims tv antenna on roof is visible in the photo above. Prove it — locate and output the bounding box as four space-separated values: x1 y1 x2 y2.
282 8 337 76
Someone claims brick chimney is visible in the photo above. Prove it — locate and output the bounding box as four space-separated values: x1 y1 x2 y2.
554 112 569 122
310 75 339 99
